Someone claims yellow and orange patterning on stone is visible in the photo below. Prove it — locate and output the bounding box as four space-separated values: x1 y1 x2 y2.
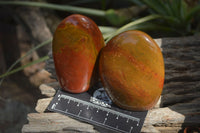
99 30 165 111
53 14 105 93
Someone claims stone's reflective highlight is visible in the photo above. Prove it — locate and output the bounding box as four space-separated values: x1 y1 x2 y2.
99 30 165 111
53 14 105 93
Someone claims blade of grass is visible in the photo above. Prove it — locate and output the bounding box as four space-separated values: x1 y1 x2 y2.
0 56 49 79
127 0 144 6
0 1 106 17
103 22 183 39
164 0 176 16
99 26 117 34
171 0 182 18
68 0 100 5
103 32 114 40
186 5 200 22
0 39 52 86
121 22 181 33
142 0 166 15
105 14 161 42
180 0 188 20
162 16 180 25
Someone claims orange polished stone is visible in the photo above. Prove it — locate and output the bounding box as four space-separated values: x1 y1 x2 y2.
53 14 105 93
99 30 165 111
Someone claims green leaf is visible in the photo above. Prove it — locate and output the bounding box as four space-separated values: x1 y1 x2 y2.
0 39 52 85
180 0 188 20
186 5 200 22
161 16 180 25
0 56 49 79
105 14 160 42
123 22 180 32
142 0 167 15
99 26 117 34
127 0 144 5
171 0 182 18
0 1 106 17
105 9 128 26
67 0 101 5
164 0 176 16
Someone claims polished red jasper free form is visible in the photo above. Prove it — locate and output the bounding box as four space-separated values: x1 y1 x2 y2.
53 14 105 93
99 30 165 111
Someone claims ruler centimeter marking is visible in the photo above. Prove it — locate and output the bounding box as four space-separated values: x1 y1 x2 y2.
48 90 147 133
54 93 140 124
53 107 130 133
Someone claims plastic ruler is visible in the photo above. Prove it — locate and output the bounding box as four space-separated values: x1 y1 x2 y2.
48 87 147 133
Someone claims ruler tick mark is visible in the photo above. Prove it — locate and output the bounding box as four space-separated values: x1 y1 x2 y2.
103 118 107 125
78 110 82 116
129 126 133 133
116 116 119 119
127 119 129 123
51 104 56 109
67 100 70 104
106 112 109 116
58 94 61 101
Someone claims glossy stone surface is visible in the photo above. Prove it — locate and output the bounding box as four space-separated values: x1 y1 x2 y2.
53 14 105 93
99 30 165 111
